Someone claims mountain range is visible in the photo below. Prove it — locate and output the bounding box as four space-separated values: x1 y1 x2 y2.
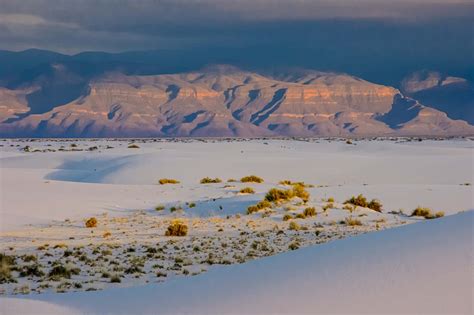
0 50 472 137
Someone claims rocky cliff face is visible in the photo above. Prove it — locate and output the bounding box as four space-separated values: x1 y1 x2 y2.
0 67 472 137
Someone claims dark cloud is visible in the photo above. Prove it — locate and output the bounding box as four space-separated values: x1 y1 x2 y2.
0 0 472 85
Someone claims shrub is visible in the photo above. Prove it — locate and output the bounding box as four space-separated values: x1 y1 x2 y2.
240 175 264 183
411 207 432 218
344 194 382 211
288 242 300 250
289 221 300 231
227 178 237 182
292 185 310 203
279 180 293 186
327 197 335 203
264 188 293 202
295 213 306 219
188 202 196 208
0 253 16 284
19 264 45 278
282 214 293 221
200 177 222 184
303 207 316 217
344 217 363 226
127 144 140 149
165 220 188 236
85 217 98 228
411 207 444 219
110 275 121 283
367 199 383 212
246 200 272 214
158 178 180 185
344 194 368 207
48 264 80 281
239 187 255 194
155 205 165 211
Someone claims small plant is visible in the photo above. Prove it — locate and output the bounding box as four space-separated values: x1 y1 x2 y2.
327 197 335 203
85 217 98 228
170 206 183 212
155 205 165 211
227 178 237 182
295 213 306 219
344 217 363 226
165 220 188 236
246 200 272 214
128 144 140 149
239 187 255 194
0 253 16 284
240 175 264 183
158 178 180 185
303 207 316 217
48 264 80 281
264 188 293 203
411 207 444 219
282 214 293 221
292 185 310 203
288 242 300 250
200 177 222 184
188 202 196 208
367 199 383 212
344 194 382 211
289 221 300 231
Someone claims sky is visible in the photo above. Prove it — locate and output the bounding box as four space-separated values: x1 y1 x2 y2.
0 0 472 82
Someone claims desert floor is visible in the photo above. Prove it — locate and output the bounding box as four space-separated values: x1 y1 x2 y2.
0 137 472 314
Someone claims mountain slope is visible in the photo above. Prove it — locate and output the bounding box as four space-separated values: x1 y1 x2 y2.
0 67 472 137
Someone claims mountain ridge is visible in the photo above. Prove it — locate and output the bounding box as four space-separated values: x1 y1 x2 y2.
0 66 472 138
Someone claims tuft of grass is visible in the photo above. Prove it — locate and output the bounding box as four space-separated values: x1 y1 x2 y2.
85 217 98 228
411 207 445 219
288 242 300 250
282 214 293 221
155 205 165 211
48 264 80 281
165 220 188 237
110 275 121 283
327 197 335 203
240 175 264 183
239 187 255 194
246 200 272 215
188 202 196 208
289 221 300 231
303 207 316 217
158 178 180 185
200 177 222 184
127 144 140 149
344 194 382 212
295 213 306 219
0 253 16 284
227 178 237 182
343 217 363 226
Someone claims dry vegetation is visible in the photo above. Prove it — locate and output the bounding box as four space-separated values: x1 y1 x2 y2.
240 175 264 183
158 178 180 185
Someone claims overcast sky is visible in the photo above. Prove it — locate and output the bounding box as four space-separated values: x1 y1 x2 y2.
0 0 472 83
0 0 472 53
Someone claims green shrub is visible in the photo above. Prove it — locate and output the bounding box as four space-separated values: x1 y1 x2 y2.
165 220 188 236
158 178 180 185
327 197 335 203
19 264 45 277
188 202 196 208
303 207 316 217
200 177 222 184
239 187 255 194
155 205 165 211
48 265 80 281
240 175 264 183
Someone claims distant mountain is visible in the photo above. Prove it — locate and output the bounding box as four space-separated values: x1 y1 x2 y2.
0 65 472 137
401 70 474 124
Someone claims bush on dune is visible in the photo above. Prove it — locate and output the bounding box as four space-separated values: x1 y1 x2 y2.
200 177 222 184
247 200 272 214
411 207 444 219
85 217 98 228
0 253 16 284
239 187 255 194
158 178 180 185
344 194 382 212
165 220 188 236
240 175 264 183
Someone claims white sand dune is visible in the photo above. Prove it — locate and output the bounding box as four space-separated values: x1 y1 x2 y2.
1 139 473 230
3 210 472 314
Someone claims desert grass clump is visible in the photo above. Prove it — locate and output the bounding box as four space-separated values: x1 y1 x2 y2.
158 178 180 185
48 264 80 281
343 217 363 226
344 194 382 212
246 200 272 214
295 213 306 219
411 207 444 219
165 220 188 236
200 177 222 184
288 242 300 250
240 175 264 183
239 187 255 194
127 144 140 149
289 221 301 231
291 184 310 203
282 214 293 221
0 253 16 284
264 188 293 203
155 205 165 211
85 217 98 228
303 207 316 217
110 275 121 283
